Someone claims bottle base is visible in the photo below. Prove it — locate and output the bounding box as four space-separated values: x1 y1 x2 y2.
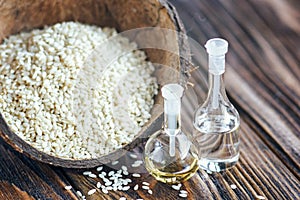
145 156 199 184
198 153 239 172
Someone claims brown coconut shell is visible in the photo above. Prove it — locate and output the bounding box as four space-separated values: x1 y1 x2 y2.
0 0 190 168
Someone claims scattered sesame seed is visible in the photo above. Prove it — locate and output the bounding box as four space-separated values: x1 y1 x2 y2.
125 178 132 183
142 185 150 190
136 160 143 164
256 195 266 199
134 184 139 190
121 166 128 171
132 173 141 177
87 189 96 195
105 181 113 186
122 186 130 191
76 191 82 197
180 190 188 194
99 174 105 178
111 161 119 165
96 166 103 171
88 173 97 178
172 185 181 190
142 182 150 186
64 185 72 190
171 183 182 190
103 178 110 183
123 171 129 176
129 154 138 159
96 182 101 188
108 171 115 176
83 171 92 176
230 184 237 189
131 160 143 167
106 186 113 190
101 172 107 176
148 189 153 194
102 188 109 194
120 197 126 200
179 193 188 198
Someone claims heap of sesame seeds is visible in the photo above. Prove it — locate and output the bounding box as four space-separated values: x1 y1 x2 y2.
0 22 158 159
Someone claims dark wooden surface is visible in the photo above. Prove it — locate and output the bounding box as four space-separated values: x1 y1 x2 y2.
1 0 299 199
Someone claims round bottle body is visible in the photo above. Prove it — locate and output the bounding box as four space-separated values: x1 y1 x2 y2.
193 103 240 172
144 130 199 184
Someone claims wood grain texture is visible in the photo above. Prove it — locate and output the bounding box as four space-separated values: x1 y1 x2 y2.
0 0 299 199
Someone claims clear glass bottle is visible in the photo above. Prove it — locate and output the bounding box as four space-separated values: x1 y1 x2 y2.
144 84 199 184
193 38 240 172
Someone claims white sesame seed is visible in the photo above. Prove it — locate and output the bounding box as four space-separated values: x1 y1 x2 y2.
88 173 97 178
87 189 96 195
96 182 101 188
129 154 138 159
83 171 91 176
121 166 128 171
105 181 112 186
99 174 105 178
142 182 150 186
142 185 150 190
64 185 72 190
96 166 103 171
148 189 153 194
256 195 266 199
123 171 129 176
125 178 132 183
179 193 188 198
76 191 82 197
172 185 180 190
132 173 141 177
122 186 130 191
102 188 108 194
230 184 237 189
101 172 107 176
108 171 115 176
119 197 126 200
135 160 143 164
134 184 139 190
111 161 119 165
180 190 188 194
106 186 113 190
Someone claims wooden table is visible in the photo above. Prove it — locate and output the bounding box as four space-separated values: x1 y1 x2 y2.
0 0 299 199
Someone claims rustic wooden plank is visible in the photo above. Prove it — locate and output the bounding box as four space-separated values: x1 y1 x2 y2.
0 138 76 199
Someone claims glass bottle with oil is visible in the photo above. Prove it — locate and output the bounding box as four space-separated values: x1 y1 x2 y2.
193 38 240 172
144 84 199 184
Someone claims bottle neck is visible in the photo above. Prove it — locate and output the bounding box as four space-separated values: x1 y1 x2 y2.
207 71 228 109
163 99 181 134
